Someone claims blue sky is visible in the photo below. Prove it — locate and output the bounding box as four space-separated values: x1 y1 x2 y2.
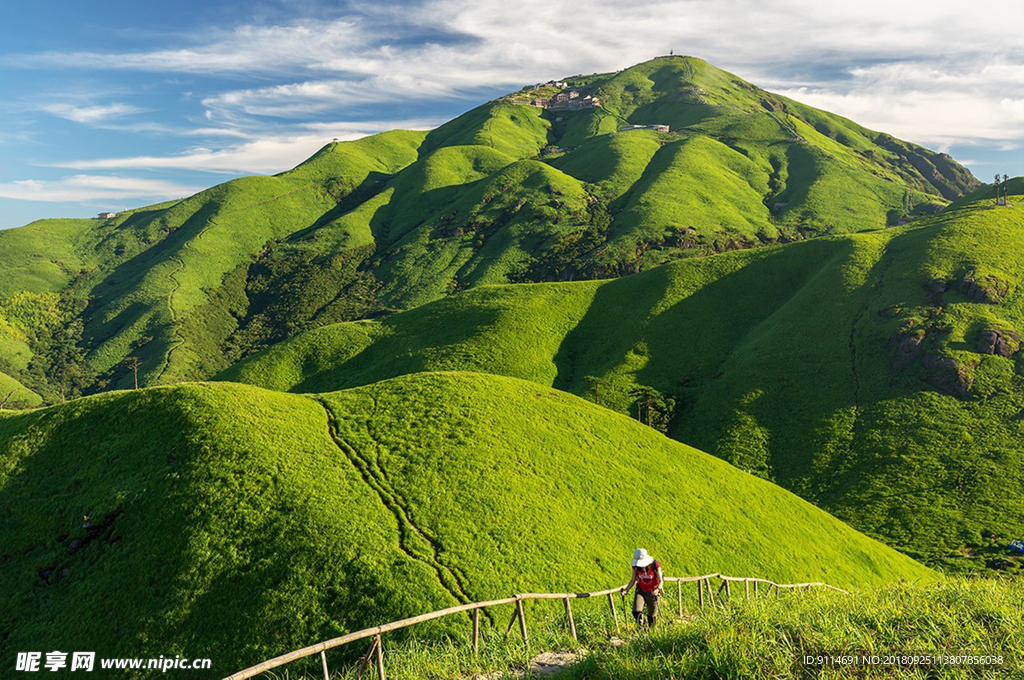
1 0 1021 229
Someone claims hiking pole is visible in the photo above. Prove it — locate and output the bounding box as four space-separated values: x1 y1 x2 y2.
620 587 629 628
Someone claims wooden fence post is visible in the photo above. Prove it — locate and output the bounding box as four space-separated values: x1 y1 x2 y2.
563 597 577 642
744 580 750 600
607 592 619 632
320 651 329 680
754 580 759 596
354 637 378 680
505 605 520 636
472 608 480 655
707 579 717 607
374 634 385 680
698 578 705 609
516 599 529 648
724 579 731 600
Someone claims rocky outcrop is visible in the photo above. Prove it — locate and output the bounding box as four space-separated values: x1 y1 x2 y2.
922 353 974 398
976 329 1021 357
960 271 1009 304
892 332 925 371
924 278 948 305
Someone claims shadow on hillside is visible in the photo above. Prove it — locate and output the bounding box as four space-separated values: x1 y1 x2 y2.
0 390 462 679
83 200 221 348
285 170 395 243
292 301 503 394
555 237 882 487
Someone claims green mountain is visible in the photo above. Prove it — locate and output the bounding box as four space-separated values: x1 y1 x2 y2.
0 56 977 400
222 188 1024 572
0 372 930 678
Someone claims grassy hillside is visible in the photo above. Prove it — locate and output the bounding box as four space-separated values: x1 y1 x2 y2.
0 131 427 398
0 372 931 677
222 191 1024 572
0 370 41 408
0 57 977 400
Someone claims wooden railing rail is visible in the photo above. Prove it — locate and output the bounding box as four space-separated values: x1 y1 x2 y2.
223 572 847 680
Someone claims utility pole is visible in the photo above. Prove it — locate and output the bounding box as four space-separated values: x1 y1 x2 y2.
124 357 141 389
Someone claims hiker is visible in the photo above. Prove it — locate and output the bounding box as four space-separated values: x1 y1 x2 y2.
621 548 663 627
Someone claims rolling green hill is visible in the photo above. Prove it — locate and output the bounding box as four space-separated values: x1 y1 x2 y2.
221 190 1024 572
0 56 977 400
0 372 931 678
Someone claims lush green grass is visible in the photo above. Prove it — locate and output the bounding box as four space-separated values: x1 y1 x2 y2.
0 313 33 373
567 579 1022 679
0 57 978 400
0 372 931 678
221 194 1024 572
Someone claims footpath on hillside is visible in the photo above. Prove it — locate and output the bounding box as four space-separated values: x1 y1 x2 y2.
472 614 697 679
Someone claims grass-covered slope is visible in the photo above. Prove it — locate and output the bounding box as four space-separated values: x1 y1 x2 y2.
0 369 41 408
222 193 1024 571
0 130 427 398
0 57 978 401
0 372 931 677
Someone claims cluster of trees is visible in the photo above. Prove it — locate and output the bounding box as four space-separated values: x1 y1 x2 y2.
583 376 679 434
629 385 678 433
0 292 92 403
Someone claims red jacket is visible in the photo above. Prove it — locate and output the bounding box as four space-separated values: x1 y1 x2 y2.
634 560 662 593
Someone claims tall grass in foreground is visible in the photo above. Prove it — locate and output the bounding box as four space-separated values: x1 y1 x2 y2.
568 579 1022 679
259 579 1022 679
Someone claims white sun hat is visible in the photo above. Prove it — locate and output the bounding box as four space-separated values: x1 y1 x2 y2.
631 548 653 567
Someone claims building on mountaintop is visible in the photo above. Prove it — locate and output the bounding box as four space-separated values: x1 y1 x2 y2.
525 87 600 110
97 212 118 219
548 92 601 110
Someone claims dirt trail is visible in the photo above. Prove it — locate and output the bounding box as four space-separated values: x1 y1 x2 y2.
472 616 694 678
316 397 473 609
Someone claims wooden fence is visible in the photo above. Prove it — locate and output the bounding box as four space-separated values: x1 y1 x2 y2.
223 572 847 680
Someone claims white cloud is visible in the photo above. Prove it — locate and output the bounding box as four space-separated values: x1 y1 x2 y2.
50 118 443 174
10 20 370 75
0 175 203 203
773 56 1024 149
22 0 1007 149
40 102 144 124
6 0 1023 183
12 0 1022 77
